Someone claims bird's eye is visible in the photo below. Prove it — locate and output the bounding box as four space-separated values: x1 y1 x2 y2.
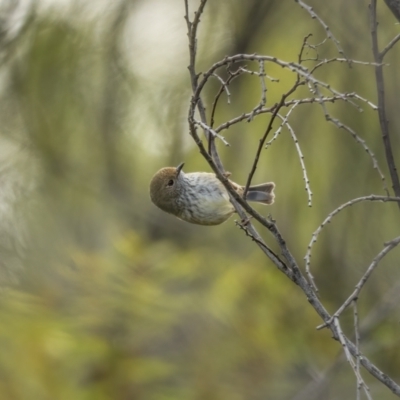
167 179 174 187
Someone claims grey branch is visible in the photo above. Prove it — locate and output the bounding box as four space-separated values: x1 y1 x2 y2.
370 0 400 205
294 0 347 59
334 318 373 400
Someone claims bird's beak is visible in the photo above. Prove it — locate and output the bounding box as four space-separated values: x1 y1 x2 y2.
176 162 184 177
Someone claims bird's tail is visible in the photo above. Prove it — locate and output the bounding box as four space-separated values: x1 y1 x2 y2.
244 182 275 205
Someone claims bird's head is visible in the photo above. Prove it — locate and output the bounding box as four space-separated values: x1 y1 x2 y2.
149 162 185 213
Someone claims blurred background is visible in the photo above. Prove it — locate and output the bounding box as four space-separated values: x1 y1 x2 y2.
0 0 399 399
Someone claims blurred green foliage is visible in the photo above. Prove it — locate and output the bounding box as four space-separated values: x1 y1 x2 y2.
0 230 334 400
0 0 398 399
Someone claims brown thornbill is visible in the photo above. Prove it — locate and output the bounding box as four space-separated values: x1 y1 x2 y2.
149 163 275 226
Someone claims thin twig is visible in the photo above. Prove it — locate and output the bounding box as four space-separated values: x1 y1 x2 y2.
317 236 400 330
185 0 225 171
380 33 400 59
305 196 400 277
234 219 291 276
211 73 232 103
276 110 313 206
328 116 388 193
370 0 400 205
334 318 373 400
294 0 348 60
353 301 361 400
258 62 267 107
243 77 302 197
213 93 376 134
312 83 388 194
195 120 230 146
310 58 385 75
194 53 360 104
298 33 314 63
285 94 376 109
238 66 279 82
210 68 243 129
309 80 363 113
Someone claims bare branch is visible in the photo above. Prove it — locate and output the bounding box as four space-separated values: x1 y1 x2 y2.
370 0 400 204
276 109 313 206
258 62 267 106
234 219 291 277
318 236 400 330
310 58 385 74
294 0 347 59
334 318 373 400
210 67 243 129
312 84 388 194
237 66 279 82
194 53 370 106
211 93 375 135
305 196 400 277
353 301 361 400
194 120 230 146
211 73 232 103
298 33 315 63
185 0 226 172
380 33 400 59
243 74 302 197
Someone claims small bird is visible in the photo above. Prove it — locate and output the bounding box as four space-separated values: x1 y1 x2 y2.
149 163 275 226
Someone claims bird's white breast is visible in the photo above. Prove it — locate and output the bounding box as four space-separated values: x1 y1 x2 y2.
178 172 235 225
